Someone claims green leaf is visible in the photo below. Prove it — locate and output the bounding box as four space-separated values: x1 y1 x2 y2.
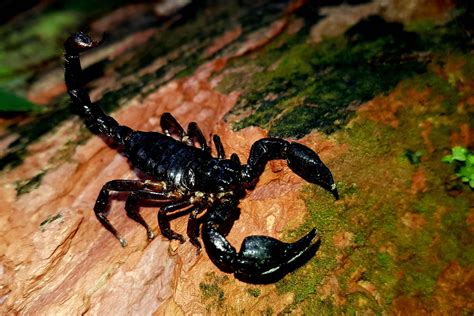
442 154 454 163
405 149 423 165
0 88 42 112
444 146 474 189
451 146 467 161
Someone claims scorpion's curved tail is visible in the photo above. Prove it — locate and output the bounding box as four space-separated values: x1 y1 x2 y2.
202 199 319 283
64 32 132 146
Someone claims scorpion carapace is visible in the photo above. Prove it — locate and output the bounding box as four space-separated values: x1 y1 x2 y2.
64 32 339 282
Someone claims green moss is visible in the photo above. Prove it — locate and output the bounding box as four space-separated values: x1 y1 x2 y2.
245 287 260 297
223 16 430 137
345 292 379 315
301 297 338 315
218 9 474 138
277 190 346 306
406 6 473 54
439 198 471 266
0 11 81 88
413 195 438 215
199 272 230 311
0 0 131 92
0 103 74 171
15 171 46 195
40 213 63 231
412 72 462 114
275 52 472 310
262 306 274 316
404 149 424 165
199 282 225 301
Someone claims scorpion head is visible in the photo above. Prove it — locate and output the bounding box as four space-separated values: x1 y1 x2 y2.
201 159 243 193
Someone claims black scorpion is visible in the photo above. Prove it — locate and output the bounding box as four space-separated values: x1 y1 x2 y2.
64 32 339 282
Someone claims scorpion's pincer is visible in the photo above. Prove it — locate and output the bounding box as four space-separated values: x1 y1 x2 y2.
201 200 319 282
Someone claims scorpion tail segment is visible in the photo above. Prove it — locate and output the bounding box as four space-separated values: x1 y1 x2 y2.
64 32 102 89
64 32 102 55
287 142 339 200
64 33 133 147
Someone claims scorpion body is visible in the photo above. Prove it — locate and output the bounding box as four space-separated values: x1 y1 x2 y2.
65 32 338 281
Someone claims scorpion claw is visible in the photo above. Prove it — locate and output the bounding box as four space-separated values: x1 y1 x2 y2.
234 228 318 279
287 142 338 199
202 201 319 282
203 225 318 281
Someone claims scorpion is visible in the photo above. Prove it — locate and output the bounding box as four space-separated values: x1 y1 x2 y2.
64 32 339 282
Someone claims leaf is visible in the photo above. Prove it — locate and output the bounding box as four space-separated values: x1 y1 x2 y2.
451 146 467 161
441 154 453 163
0 88 42 112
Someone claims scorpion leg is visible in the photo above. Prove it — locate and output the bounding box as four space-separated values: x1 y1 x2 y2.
125 193 155 240
187 122 210 152
212 134 225 158
161 112 186 139
212 135 242 163
242 138 339 199
94 180 151 247
202 199 317 282
64 33 133 147
186 204 206 250
94 180 179 246
157 200 192 242
161 113 207 148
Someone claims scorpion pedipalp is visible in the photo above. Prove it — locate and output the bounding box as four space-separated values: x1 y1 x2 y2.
287 142 339 199
201 199 319 282
242 138 339 199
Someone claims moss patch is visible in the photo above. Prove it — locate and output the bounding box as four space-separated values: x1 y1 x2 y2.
39 213 63 231
246 287 261 297
15 170 46 195
219 7 473 138
199 272 229 312
274 49 473 313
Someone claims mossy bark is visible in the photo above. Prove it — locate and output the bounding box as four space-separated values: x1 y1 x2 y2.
0 0 472 314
